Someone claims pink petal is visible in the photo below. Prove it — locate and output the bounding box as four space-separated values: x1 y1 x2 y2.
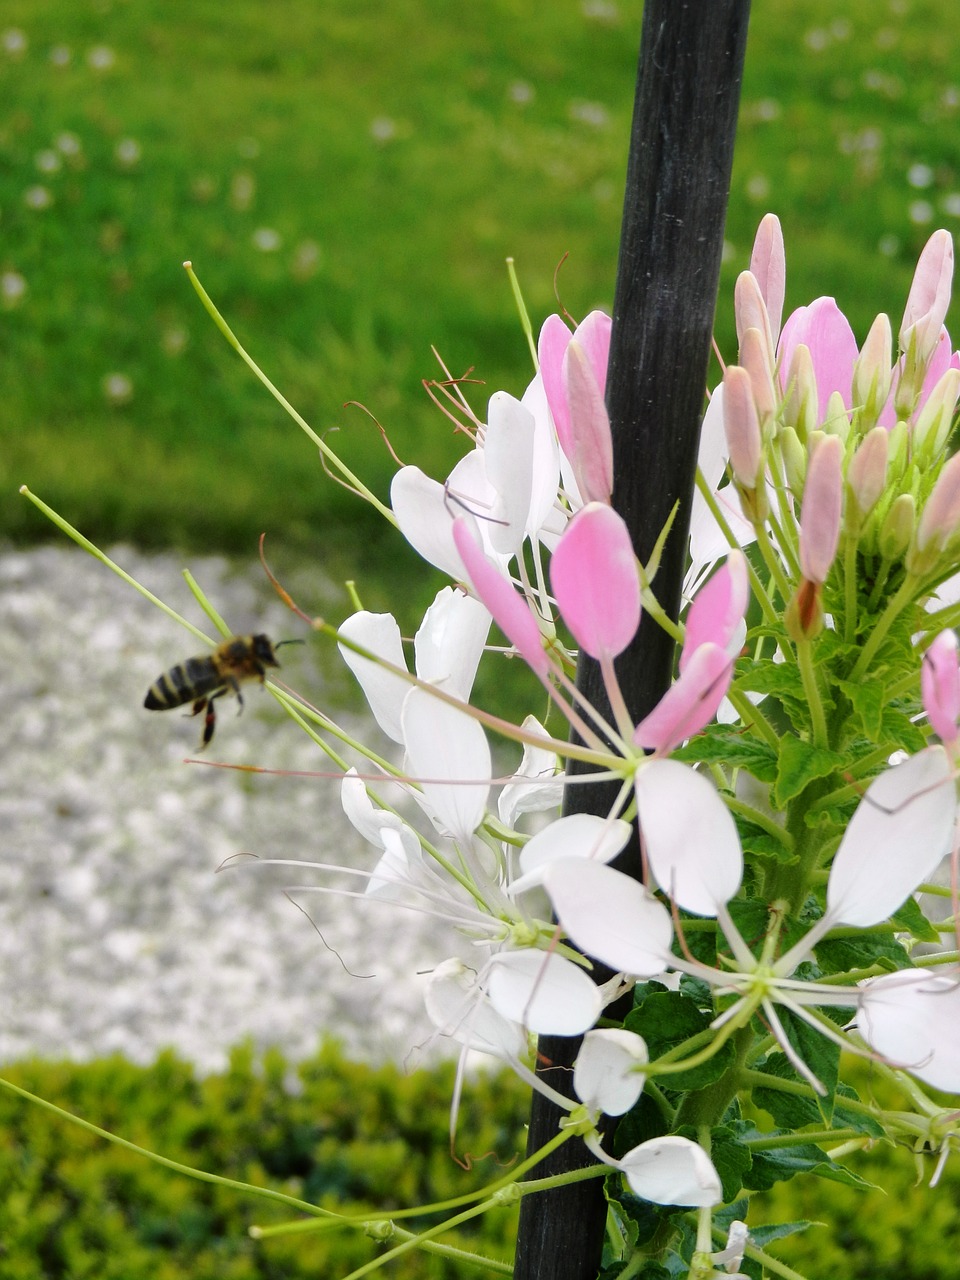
550 503 641 659
452 517 550 676
826 745 955 927
633 643 733 754
922 630 960 748
634 759 743 914
563 339 614 504
778 297 858 422
574 310 612 398
721 364 763 489
538 314 574 456
681 550 748 670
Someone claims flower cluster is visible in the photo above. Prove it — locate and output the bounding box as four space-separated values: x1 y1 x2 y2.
325 217 960 1247
25 215 960 1275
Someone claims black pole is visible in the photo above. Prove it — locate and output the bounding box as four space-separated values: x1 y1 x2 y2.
513 5 750 1278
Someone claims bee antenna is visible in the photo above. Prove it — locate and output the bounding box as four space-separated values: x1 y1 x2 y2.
275 639 306 649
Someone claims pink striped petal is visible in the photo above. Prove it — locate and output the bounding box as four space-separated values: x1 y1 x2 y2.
681 551 748 670
922 630 960 748
633 643 733 753
778 297 858 423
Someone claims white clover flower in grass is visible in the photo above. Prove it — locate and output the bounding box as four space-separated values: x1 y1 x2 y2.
543 745 957 1092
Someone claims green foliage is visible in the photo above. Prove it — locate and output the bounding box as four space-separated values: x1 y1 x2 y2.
0 1043 527 1279
4 0 960 559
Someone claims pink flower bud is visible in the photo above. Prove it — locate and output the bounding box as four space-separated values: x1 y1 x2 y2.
799 434 843 583
912 367 960 459
721 365 762 489
910 451 960 573
563 337 614 504
922 629 960 750
734 272 776 372
846 427 888 524
900 229 954 365
852 313 893 426
749 213 785 346
781 342 819 442
739 327 777 423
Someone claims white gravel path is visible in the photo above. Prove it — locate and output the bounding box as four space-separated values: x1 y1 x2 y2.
1 544 458 1072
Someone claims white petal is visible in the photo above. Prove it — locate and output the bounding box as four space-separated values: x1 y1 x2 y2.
634 760 742 915
486 949 602 1035
574 1028 647 1116
391 465 465 578
618 1136 722 1207
827 745 955 927
484 391 536 557
857 968 960 1091
512 814 631 892
498 717 562 826
337 611 409 744
367 826 419 900
414 586 490 700
520 372 562 541
544 859 673 976
341 769 404 846
401 687 491 842
424 959 528 1060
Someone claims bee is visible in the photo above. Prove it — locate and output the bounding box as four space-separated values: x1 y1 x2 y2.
144 634 300 747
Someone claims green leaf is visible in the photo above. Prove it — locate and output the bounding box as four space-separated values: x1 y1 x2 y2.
891 895 941 945
737 1124 877 1191
708 1123 753 1203
672 729 779 783
775 1006 840 1124
625 991 736 1091
750 1058 884 1137
835 678 885 739
815 929 914 975
772 735 846 808
748 1220 816 1247
880 704 928 754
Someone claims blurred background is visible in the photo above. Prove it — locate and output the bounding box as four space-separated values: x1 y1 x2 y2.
3 3 960 1275
3 0 959 574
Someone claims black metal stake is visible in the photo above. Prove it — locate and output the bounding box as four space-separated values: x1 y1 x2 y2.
512 4 751 1277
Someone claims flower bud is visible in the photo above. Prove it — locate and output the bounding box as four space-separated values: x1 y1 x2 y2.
799 434 843 584
749 213 785 345
822 389 851 443
899 228 954 367
908 451 960 575
846 427 889 533
781 342 818 442
879 493 916 562
735 273 776 372
912 367 960 461
740 327 777 427
780 426 806 499
852 312 893 432
785 579 823 641
722 365 765 520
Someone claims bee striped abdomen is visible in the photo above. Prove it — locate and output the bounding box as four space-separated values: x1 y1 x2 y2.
144 655 224 710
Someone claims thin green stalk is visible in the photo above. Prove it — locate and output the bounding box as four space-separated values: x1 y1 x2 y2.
183 263 396 525
796 640 828 748
19 487 210 645
850 574 918 680
693 469 781 627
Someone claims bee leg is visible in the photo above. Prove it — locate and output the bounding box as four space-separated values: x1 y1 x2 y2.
201 692 225 749
186 696 209 720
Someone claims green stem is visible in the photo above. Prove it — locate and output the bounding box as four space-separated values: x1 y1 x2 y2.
796 640 828 748
849 575 919 681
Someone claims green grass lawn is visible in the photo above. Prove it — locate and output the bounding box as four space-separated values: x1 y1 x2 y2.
2 0 959 574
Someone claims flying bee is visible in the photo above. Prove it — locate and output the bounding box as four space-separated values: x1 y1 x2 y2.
144 634 301 748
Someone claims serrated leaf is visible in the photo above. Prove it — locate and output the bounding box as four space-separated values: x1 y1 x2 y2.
748 1220 816 1247
672 730 779 783
739 1126 876 1191
772 735 846 808
891 894 941 944
776 1007 840 1124
880 705 928 754
739 823 797 863
708 1123 753 1203
751 1058 883 1137
835 678 885 739
624 992 736 1091
815 929 913 974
